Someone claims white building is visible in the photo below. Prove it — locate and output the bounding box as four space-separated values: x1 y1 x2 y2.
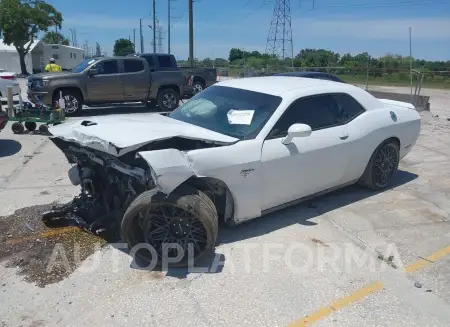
0 39 85 74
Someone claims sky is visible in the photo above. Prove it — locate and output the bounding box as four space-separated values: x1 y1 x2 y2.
43 0 450 61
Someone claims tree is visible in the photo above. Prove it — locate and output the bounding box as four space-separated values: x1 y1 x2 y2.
42 31 69 45
0 0 63 75
113 38 134 56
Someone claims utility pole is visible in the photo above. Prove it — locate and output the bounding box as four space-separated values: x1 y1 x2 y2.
140 18 143 53
188 0 194 66
409 26 413 98
168 0 171 54
153 0 157 53
133 28 136 52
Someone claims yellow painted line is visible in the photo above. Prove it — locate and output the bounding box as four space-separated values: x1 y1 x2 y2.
404 245 450 273
6 226 79 245
288 244 450 326
288 281 384 327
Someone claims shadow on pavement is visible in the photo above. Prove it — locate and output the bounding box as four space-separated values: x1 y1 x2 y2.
217 170 418 245
115 170 418 278
0 139 22 158
20 169 417 282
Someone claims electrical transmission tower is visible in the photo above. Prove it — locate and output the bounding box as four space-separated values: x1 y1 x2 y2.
265 0 294 62
150 19 164 53
157 24 164 53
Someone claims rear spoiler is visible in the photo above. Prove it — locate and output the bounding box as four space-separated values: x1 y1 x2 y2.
378 98 416 110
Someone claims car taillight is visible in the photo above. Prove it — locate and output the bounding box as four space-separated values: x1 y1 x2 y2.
185 76 193 86
0 75 15 80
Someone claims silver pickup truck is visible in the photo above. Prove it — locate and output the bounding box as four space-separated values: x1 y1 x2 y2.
27 55 186 115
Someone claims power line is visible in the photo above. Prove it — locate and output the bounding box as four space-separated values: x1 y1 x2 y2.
242 0 272 18
171 8 188 27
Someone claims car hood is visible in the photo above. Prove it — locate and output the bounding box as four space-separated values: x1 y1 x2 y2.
48 113 239 156
28 72 77 80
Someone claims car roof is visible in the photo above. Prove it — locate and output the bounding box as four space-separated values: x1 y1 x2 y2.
216 76 383 110
217 76 349 96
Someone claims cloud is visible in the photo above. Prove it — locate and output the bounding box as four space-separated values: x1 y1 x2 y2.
292 17 450 39
63 14 232 31
65 13 450 40
63 15 167 30
64 12 450 59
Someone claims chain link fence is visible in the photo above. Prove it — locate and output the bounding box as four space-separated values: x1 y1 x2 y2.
206 64 449 115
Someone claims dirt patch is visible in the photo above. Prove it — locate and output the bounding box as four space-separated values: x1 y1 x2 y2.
0 204 107 287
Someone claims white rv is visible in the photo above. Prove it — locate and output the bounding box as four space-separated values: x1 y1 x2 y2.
0 39 84 74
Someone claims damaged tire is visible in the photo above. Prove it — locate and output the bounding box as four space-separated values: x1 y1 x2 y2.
121 186 218 268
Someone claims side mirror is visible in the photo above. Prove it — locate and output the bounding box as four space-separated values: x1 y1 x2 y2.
281 123 312 145
88 68 98 76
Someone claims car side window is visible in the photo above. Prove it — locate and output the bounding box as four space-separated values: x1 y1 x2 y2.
268 95 340 138
93 60 118 74
124 59 144 73
333 93 365 123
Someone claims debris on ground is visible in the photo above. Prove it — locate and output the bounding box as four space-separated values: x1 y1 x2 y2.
311 238 329 247
414 281 423 288
0 204 107 287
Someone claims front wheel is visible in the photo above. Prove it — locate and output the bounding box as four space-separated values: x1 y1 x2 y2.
358 140 400 190
156 88 180 111
53 90 83 116
121 186 218 268
11 122 24 134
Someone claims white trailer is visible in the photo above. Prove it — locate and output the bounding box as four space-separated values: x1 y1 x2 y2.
0 39 85 74
42 44 85 71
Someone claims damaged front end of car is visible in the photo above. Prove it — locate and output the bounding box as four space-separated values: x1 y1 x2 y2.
43 138 155 237
42 130 237 267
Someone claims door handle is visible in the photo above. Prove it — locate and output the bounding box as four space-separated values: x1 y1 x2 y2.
339 134 349 140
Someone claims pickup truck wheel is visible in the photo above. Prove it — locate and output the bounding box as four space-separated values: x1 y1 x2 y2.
54 90 82 116
121 186 218 268
157 88 180 111
192 81 204 96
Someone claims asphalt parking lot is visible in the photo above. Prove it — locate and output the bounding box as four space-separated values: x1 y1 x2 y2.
1 81 450 326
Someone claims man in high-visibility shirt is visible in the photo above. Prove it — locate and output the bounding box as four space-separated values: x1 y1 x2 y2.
44 58 62 72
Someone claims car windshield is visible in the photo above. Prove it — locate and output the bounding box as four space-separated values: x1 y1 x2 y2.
71 58 98 73
169 85 282 140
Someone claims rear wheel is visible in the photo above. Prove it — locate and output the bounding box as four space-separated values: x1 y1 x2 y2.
156 88 180 111
192 80 205 96
121 186 218 268
358 140 400 190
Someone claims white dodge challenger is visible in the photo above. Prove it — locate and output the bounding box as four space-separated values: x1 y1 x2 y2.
45 76 421 267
